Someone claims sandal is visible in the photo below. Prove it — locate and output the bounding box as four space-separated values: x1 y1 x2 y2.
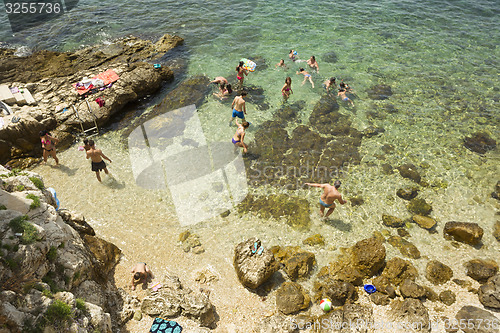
251 242 259 254
257 246 264 255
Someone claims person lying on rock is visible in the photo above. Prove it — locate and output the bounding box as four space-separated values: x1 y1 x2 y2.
130 262 154 290
304 180 346 218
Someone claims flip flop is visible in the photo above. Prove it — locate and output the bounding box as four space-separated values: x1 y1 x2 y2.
11 116 20 123
251 242 259 254
257 246 264 255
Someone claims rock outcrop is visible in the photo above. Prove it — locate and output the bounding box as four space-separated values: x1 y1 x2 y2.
478 274 500 309
233 238 279 289
0 166 122 332
275 282 310 315
0 34 183 166
271 246 316 281
465 259 499 284
141 273 216 328
425 260 453 285
455 306 499 333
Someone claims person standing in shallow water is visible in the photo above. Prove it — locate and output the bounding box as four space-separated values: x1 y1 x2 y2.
39 130 59 165
86 139 112 182
230 91 247 125
281 77 293 102
236 61 248 89
304 180 346 218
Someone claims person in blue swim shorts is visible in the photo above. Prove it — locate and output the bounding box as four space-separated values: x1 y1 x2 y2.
338 88 354 106
304 180 346 218
230 91 248 125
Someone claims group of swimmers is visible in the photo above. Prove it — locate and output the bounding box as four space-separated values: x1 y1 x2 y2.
210 52 355 156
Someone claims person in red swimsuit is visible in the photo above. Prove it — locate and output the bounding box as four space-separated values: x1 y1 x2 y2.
281 77 293 102
236 61 248 89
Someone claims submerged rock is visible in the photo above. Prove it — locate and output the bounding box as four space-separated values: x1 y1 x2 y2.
382 257 419 286
398 163 422 184
237 194 311 230
491 181 500 200
272 246 316 281
382 214 405 228
407 198 432 216
494 220 500 242
443 221 484 246
412 215 437 231
302 234 325 246
387 236 421 259
367 84 393 100
426 260 453 285
397 187 419 200
362 126 385 138
478 274 500 309
313 279 357 306
465 259 499 283
322 51 338 63
233 238 279 289
463 132 497 154
275 282 310 315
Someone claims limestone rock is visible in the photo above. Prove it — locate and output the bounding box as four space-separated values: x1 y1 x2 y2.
141 273 216 328
387 235 421 259
313 279 357 306
400 279 426 299
463 132 497 154
455 306 499 333
398 163 421 183
426 260 453 285
349 237 386 278
491 181 500 200
255 312 300 333
465 259 499 283
412 215 437 230
234 238 279 289
493 220 500 242
362 126 385 138
439 290 456 306
382 214 405 228
390 298 430 332
370 292 390 305
275 282 310 315
382 257 419 286
272 246 316 281
443 222 484 246
59 210 95 236
302 234 325 246
407 198 432 216
372 275 397 297
396 187 418 200
478 274 500 309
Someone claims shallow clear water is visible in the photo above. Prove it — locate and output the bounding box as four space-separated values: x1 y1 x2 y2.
3 0 499 329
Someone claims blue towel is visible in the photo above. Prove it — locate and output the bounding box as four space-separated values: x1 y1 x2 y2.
149 318 182 333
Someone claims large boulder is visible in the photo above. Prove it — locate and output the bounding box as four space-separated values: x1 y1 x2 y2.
400 279 426 299
465 259 499 284
349 237 386 278
271 246 316 281
233 238 279 289
275 282 310 315
390 298 430 332
478 274 500 309
382 257 419 286
426 260 453 285
141 274 216 328
463 132 497 155
313 279 357 306
455 306 500 333
443 221 484 246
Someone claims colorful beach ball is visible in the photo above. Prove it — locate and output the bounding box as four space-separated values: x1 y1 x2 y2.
320 298 332 312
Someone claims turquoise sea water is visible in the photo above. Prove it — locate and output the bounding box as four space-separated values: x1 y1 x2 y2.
3 1 500 329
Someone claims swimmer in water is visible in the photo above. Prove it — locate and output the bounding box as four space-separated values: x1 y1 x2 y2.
297 68 314 88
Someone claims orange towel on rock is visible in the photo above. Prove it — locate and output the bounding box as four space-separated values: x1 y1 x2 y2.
73 69 120 95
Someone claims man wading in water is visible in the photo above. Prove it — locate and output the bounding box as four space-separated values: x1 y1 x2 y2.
86 139 112 182
305 180 346 218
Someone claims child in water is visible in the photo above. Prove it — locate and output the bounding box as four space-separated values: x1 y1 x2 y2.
296 68 314 88
281 77 293 102
275 59 287 70
323 77 337 93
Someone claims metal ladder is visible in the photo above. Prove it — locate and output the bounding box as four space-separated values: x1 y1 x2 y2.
72 98 99 137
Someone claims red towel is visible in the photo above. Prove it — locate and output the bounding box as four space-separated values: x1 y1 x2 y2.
73 69 119 95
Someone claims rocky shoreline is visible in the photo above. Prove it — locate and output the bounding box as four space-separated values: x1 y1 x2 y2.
1 35 499 332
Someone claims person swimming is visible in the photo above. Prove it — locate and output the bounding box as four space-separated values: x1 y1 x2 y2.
338 88 354 106
289 49 297 62
296 68 314 88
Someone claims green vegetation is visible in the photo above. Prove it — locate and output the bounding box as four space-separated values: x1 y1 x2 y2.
4 257 19 270
29 176 45 190
46 246 57 262
41 273 60 293
16 184 25 191
75 298 87 313
26 194 41 209
0 204 6 210
58 242 65 249
42 289 53 298
44 300 73 324
73 270 81 281
8 215 39 245
0 168 24 178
